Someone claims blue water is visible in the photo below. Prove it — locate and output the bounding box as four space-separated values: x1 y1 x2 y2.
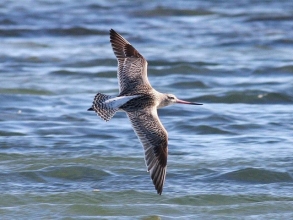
1 0 293 219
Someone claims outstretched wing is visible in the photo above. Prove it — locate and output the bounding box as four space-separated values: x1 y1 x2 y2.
126 107 168 195
109 29 152 94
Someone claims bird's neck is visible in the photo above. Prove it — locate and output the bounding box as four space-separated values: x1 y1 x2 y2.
154 91 169 109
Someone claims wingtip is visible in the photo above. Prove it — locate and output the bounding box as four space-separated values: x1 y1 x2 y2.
109 28 118 37
151 166 166 196
155 183 163 195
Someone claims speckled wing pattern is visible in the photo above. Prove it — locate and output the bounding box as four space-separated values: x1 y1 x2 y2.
127 107 168 195
109 29 152 94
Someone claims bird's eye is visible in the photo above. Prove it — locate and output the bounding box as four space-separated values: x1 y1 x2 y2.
168 96 175 100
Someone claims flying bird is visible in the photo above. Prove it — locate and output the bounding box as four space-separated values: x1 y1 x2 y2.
88 29 202 194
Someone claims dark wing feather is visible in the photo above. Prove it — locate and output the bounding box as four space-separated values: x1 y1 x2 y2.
109 29 152 94
126 107 168 195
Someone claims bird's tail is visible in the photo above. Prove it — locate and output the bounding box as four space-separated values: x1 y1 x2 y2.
88 93 118 121
88 93 141 121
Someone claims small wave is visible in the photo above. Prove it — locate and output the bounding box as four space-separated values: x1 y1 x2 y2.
0 131 26 136
254 65 293 75
149 61 216 76
200 114 233 124
175 123 233 135
150 60 218 67
0 18 16 25
39 166 109 181
198 91 293 104
196 125 233 135
272 38 293 46
63 59 115 68
47 27 106 36
170 81 207 89
0 27 106 37
0 88 52 95
132 6 214 17
246 14 293 22
50 70 77 75
218 167 293 183
19 171 46 183
96 71 117 78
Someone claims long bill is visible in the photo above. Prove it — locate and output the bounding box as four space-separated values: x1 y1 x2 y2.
176 99 203 105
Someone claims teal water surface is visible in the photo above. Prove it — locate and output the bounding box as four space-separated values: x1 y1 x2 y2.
1 0 293 219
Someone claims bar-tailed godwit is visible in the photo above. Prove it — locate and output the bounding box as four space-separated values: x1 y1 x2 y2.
88 29 202 195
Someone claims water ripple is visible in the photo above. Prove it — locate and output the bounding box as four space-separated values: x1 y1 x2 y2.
218 168 293 183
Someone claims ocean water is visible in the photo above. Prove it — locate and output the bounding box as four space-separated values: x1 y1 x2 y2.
1 0 293 219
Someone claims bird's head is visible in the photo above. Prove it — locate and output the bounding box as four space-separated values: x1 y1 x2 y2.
158 93 202 108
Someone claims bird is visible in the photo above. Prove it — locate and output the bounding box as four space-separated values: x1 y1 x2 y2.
88 29 202 195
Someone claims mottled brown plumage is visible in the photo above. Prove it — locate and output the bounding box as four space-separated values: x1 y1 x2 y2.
89 29 202 195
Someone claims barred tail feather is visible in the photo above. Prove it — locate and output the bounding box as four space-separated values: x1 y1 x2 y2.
88 93 118 121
